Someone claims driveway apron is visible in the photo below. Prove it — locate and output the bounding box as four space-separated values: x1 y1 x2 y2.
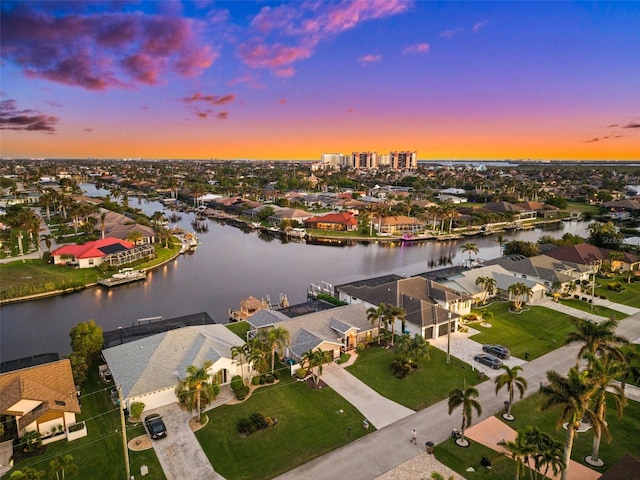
146 403 225 480
321 365 414 429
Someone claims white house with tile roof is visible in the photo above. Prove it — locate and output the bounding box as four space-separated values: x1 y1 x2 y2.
102 325 246 411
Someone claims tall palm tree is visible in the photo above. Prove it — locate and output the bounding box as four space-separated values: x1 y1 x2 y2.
495 234 505 256
367 303 387 345
258 327 290 374
40 233 54 253
539 367 600 480
395 333 430 365
584 353 627 466
231 345 247 385
48 454 78 480
496 431 532 480
9 467 45 480
175 361 219 423
384 304 406 347
447 382 482 445
508 282 532 311
565 317 629 363
475 276 496 304
243 338 266 376
100 212 107 239
301 348 327 386
460 242 479 266
494 365 528 420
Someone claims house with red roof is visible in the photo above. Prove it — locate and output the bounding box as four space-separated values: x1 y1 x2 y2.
304 212 358 232
51 238 135 268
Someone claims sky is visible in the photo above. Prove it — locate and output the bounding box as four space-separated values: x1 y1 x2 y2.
1 1 639 161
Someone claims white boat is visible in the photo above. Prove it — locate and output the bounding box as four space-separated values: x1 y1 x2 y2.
112 268 142 279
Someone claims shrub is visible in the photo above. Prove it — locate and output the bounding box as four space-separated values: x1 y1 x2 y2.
250 413 268 430
266 374 275 384
295 368 307 379
251 376 260 386
259 375 266 385
356 343 365 352
230 375 244 391
608 282 623 292
390 360 411 379
237 418 254 435
273 371 280 380
129 401 145 419
235 385 250 400
573 295 580 299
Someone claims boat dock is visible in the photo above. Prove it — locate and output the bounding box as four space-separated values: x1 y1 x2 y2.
98 271 146 287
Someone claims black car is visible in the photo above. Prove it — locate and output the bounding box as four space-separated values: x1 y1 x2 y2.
144 414 167 440
482 344 511 359
474 353 503 369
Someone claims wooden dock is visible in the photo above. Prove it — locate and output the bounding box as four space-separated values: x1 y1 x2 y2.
98 272 146 288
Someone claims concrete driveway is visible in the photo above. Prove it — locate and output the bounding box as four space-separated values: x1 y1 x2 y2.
322 365 415 429
145 403 225 480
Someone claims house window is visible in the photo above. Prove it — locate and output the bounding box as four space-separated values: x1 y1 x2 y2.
88 259 94 265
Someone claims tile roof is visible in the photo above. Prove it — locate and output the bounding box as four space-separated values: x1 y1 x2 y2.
51 237 134 259
0 359 80 418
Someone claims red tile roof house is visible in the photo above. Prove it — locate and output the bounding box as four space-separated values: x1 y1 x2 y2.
303 212 358 232
0 360 83 448
51 238 135 268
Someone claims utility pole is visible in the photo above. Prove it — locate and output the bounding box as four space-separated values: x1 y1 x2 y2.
118 386 131 480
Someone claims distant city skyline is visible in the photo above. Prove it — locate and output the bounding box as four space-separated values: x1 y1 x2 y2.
1 1 639 161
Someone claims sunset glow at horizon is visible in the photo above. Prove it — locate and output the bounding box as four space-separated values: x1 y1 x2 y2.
1 1 639 161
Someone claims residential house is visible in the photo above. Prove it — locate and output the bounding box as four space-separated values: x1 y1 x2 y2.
51 237 136 268
483 201 537 221
102 325 247 411
268 207 314 226
304 212 358 232
335 276 472 340
92 210 156 244
545 243 640 272
514 201 560 218
376 215 425 235
0 360 81 442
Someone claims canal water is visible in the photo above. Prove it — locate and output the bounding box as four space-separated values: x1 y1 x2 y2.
0 186 590 362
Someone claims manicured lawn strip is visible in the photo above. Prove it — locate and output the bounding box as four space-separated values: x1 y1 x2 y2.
504 393 640 473
470 303 574 360
196 379 372 480
435 437 518 480
595 276 640 308
559 298 627 319
226 321 251 340
1 368 165 480
566 202 600 215
346 346 482 411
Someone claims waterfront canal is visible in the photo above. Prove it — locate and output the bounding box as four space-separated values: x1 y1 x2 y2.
0 189 590 362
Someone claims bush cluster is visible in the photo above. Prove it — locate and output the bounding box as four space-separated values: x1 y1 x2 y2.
390 359 411 379
230 375 249 400
607 282 624 293
236 412 277 436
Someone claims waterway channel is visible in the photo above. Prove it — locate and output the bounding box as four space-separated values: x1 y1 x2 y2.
0 186 590 363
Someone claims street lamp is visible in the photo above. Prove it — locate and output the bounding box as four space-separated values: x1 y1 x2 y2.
446 311 452 365
591 260 600 311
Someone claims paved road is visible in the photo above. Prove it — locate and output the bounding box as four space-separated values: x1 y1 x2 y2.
275 314 640 480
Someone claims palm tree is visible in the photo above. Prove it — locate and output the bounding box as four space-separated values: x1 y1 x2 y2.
584 353 627 467
9 467 45 480
460 242 479 266
384 304 406 347
258 327 290 374
508 282 532 311
395 333 430 365
301 348 327 386
175 361 220 423
40 233 54 252
539 367 600 480
48 454 78 480
243 338 266 376
495 234 505 256
494 365 528 420
447 382 482 446
496 431 531 480
475 276 497 305
99 212 107 239
367 303 387 345
565 317 629 364
231 345 247 385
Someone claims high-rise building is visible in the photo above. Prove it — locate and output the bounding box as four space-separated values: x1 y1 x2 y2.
351 151 378 169
390 151 417 170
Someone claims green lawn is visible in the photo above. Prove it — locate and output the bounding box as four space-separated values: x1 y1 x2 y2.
502 393 640 473
470 303 575 360
566 201 600 215
435 436 518 480
595 276 640 308
558 297 628 319
346 345 482 411
196 378 372 480
226 321 251 340
1 368 165 480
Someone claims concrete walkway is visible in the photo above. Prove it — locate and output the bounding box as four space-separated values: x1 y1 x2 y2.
322 365 415 429
538 298 610 322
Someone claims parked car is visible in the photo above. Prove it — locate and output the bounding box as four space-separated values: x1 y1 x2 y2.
144 414 167 440
482 344 511 359
474 353 503 369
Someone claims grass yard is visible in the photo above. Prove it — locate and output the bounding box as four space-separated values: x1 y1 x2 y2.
196 379 372 480
346 345 482 411
435 436 518 480
503 393 640 473
1 367 165 480
559 297 628 319
594 276 640 308
470 303 575 360
226 321 251 340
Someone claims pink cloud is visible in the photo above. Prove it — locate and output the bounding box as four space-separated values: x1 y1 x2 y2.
279 99 287 105
227 73 265 89
402 43 430 55
359 54 381 65
0 99 59 133
1 4 217 90
217 111 229 120
472 21 488 33
238 1 410 76
440 27 464 38
183 92 236 106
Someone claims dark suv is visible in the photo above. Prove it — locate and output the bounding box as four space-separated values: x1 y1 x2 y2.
144 414 167 440
482 344 511 359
